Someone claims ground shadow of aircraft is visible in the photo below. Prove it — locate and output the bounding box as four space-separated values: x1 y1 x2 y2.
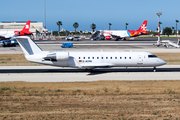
0 68 180 75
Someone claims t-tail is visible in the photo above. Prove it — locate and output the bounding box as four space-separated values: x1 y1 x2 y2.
15 36 42 56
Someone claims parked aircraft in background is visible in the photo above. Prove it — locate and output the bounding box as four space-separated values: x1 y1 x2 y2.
91 20 148 40
15 36 166 72
0 20 32 39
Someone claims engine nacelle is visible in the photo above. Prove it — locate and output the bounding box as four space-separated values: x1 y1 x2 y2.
105 36 111 40
44 51 69 61
56 51 69 61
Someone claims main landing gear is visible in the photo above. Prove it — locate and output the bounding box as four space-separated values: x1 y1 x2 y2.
153 67 156 72
86 69 94 73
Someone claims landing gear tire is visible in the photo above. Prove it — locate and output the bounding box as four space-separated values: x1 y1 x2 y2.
86 69 94 73
122 38 126 40
153 67 156 72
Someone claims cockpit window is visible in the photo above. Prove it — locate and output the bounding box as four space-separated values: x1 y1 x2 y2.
148 55 157 58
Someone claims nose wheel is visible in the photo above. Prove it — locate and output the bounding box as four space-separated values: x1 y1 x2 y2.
153 67 156 72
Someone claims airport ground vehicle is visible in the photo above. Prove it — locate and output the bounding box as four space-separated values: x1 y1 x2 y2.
0 39 18 47
66 36 74 41
10 39 18 47
73 37 80 41
66 36 80 41
61 43 73 48
0 39 11 47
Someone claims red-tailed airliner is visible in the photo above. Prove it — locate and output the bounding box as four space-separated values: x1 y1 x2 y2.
92 20 148 40
0 20 32 39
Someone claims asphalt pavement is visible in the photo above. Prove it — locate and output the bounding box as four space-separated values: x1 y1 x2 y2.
0 38 180 82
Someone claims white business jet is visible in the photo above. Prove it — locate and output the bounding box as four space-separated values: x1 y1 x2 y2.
15 36 166 72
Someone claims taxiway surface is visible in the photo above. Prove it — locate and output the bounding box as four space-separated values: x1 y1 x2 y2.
0 38 180 82
0 65 180 82
0 38 180 54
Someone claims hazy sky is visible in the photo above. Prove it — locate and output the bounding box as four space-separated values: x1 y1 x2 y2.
0 0 180 31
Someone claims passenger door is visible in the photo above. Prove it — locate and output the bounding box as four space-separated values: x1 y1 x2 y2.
137 55 143 65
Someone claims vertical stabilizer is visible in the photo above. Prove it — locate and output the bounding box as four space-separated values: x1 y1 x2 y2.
21 20 31 33
138 20 148 32
15 36 42 55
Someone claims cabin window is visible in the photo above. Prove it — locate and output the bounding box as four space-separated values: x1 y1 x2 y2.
129 57 131 59
101 57 103 59
120 57 122 59
106 57 108 59
148 55 157 58
88 57 90 59
79 57 80 59
83 57 85 59
92 57 94 59
115 57 117 59
110 57 112 59
125 57 126 59
97 57 99 59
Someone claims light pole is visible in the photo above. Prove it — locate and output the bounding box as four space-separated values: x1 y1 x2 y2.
156 12 162 46
44 0 46 29
44 0 46 39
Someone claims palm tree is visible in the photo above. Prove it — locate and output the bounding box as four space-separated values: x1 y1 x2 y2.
91 23 96 32
109 23 112 30
172 27 175 34
125 23 129 30
73 22 79 33
176 20 179 36
56 21 62 33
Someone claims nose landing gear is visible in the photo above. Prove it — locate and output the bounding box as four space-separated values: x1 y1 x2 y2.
153 67 156 72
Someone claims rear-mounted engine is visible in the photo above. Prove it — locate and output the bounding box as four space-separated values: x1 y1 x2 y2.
43 51 69 61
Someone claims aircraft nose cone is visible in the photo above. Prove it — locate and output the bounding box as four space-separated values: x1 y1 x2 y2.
162 61 166 65
159 59 166 66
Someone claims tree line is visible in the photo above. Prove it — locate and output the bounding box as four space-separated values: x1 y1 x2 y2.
56 20 179 36
56 21 96 34
161 20 179 36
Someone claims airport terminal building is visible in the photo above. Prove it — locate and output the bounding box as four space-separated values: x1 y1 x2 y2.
0 21 44 34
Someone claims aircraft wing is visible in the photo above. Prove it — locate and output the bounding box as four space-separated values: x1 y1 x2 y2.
0 34 13 39
80 63 113 69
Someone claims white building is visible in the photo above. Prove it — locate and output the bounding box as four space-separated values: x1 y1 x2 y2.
0 21 44 34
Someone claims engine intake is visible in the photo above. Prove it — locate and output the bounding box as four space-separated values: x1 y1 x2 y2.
43 51 69 61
